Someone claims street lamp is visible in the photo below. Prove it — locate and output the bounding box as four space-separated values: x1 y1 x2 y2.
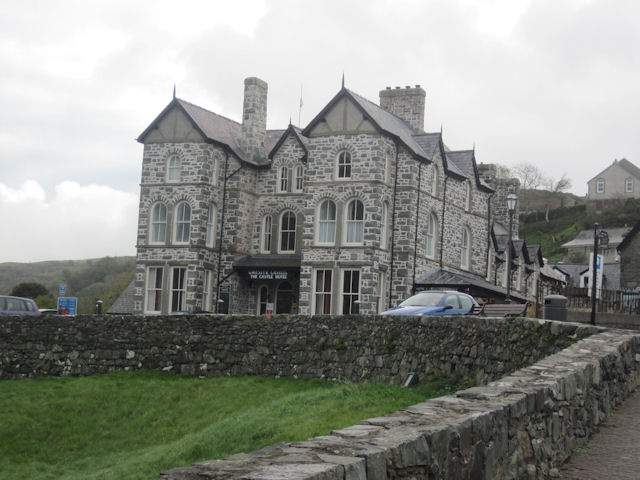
590 223 609 325
505 192 518 303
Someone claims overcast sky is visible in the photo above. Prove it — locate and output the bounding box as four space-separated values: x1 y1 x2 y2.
1 0 639 262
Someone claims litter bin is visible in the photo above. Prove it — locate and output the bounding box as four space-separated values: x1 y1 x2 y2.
544 295 567 321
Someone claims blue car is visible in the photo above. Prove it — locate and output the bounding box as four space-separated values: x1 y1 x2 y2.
381 290 478 316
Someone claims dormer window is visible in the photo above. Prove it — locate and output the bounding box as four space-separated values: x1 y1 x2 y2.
337 151 351 179
167 155 181 182
278 167 289 193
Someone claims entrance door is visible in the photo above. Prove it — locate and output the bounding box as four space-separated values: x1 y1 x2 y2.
275 281 293 314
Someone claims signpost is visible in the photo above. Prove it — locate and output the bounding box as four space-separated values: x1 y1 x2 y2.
587 253 604 299
57 297 78 315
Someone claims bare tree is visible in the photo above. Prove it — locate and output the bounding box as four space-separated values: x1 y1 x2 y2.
512 162 549 191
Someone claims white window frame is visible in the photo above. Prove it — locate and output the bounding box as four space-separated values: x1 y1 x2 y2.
145 267 164 314
150 203 167 244
626 178 634 193
596 179 605 193
174 202 191 244
278 166 289 193
313 269 333 314
426 212 437 259
377 271 387 314
166 155 181 182
432 165 439 196
336 151 351 179
317 200 336 245
465 181 472 211
380 202 388 250
294 165 304 192
202 270 212 312
279 210 296 253
205 204 216 248
170 267 187 312
345 199 364 245
257 285 270 315
341 269 360 315
460 227 470 270
261 215 273 253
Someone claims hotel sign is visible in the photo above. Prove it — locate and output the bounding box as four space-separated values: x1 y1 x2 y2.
247 269 290 281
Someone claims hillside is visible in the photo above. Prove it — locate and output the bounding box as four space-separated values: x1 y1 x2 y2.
0 256 135 314
518 197 640 262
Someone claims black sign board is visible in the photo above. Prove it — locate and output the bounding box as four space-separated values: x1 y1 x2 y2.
247 270 290 281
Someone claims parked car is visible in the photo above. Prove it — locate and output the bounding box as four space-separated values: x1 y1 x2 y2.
381 290 478 316
0 295 41 316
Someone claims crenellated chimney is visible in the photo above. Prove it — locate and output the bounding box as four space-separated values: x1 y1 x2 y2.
379 85 426 131
239 77 268 162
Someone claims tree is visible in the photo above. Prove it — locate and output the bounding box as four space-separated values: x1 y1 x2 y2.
10 282 49 299
512 162 549 191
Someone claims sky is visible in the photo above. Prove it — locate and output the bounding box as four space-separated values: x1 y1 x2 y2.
1 0 639 262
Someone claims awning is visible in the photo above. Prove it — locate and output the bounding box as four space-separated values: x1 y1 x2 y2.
414 267 528 303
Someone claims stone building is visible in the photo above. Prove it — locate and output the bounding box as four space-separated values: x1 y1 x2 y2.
132 77 534 315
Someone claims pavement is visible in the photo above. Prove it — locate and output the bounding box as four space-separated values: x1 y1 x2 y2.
559 387 640 479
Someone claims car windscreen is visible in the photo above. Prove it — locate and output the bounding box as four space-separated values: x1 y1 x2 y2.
399 292 445 307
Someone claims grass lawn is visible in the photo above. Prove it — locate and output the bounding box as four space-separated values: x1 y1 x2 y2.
0 371 471 480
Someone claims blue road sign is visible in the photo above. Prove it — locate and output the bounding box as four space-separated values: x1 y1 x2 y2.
57 297 77 315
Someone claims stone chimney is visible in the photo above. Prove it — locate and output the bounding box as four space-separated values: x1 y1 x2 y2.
379 85 426 131
239 77 268 162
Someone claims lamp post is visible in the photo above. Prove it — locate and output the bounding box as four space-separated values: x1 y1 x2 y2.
505 192 518 303
590 224 609 325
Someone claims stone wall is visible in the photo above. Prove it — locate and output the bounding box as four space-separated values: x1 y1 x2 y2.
1 315 591 384
159 329 640 480
4 314 638 479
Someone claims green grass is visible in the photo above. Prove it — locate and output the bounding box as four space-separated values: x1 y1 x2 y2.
0 371 471 480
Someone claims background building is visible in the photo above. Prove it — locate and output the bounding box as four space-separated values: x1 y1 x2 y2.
132 77 535 315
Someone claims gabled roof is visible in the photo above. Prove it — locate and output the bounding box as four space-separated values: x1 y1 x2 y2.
446 150 494 193
302 88 429 162
562 227 631 248
588 158 640 183
526 245 544 267
106 279 135 315
268 124 309 162
617 220 640 252
415 267 528 302
137 97 282 167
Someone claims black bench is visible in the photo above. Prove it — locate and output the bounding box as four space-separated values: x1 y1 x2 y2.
471 301 529 318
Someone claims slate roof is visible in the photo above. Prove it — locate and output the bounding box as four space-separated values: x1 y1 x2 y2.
413 133 444 160
415 267 528 302
562 227 631 248
106 279 136 315
588 158 640 183
617 220 640 252
138 98 284 167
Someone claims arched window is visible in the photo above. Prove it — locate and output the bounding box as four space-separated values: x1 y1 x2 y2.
345 199 364 244
167 155 181 182
426 212 438 259
432 165 439 196
337 151 351 179
317 200 336 245
294 165 304 192
174 202 191 244
261 215 272 253
280 211 296 252
380 202 389 249
460 227 471 270
278 166 289 193
150 203 167 244
205 204 216 248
